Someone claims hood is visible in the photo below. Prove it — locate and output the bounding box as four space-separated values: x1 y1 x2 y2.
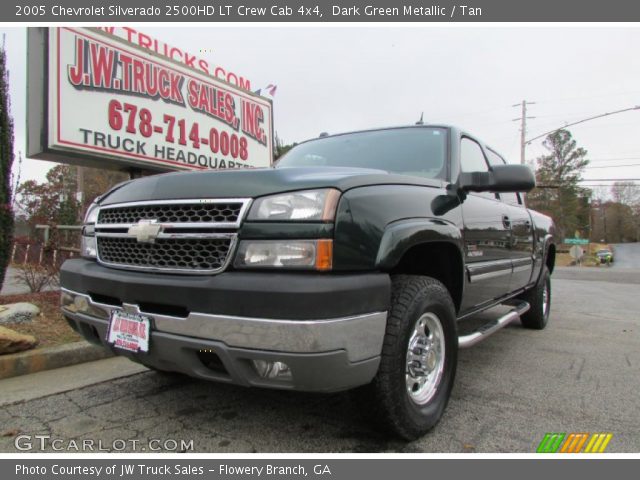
99 166 444 205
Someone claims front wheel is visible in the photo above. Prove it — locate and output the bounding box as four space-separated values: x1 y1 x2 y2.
366 275 458 440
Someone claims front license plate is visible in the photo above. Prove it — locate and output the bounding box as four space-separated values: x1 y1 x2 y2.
107 310 151 353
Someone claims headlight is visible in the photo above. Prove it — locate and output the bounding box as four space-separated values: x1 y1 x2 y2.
234 239 332 271
82 203 99 234
248 189 340 221
84 202 99 223
81 203 99 259
80 236 97 259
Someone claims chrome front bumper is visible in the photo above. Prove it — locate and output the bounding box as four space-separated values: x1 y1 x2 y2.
61 288 387 363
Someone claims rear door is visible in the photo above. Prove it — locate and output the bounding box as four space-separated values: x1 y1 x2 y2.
459 137 512 312
486 149 535 292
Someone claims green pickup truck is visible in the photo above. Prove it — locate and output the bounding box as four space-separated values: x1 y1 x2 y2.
60 125 556 439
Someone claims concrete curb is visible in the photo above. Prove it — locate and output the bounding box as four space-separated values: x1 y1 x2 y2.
0 341 114 380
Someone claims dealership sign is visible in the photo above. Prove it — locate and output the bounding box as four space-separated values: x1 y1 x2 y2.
27 28 273 172
96 26 254 91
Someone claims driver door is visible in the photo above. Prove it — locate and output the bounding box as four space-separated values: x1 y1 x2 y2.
459 137 512 313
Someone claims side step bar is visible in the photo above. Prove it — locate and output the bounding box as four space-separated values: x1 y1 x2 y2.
458 300 530 349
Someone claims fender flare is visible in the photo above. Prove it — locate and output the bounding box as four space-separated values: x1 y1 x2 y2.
541 234 555 272
375 218 465 271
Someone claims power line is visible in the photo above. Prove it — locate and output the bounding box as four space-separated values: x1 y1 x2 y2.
526 105 640 144
585 163 640 169
589 157 640 163
538 180 640 188
577 184 639 187
580 178 640 182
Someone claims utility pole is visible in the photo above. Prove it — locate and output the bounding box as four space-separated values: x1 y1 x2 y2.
512 100 536 164
76 166 84 215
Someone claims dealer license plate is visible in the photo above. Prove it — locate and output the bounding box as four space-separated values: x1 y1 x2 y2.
107 310 151 353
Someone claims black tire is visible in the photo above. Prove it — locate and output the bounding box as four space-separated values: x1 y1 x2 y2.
518 266 551 330
365 275 458 440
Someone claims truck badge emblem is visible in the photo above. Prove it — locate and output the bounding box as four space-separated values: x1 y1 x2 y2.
128 219 163 243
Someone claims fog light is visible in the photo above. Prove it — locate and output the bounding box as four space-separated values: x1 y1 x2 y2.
74 295 89 313
61 291 75 310
252 360 292 379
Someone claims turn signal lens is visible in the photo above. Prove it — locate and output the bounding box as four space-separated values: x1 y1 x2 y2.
315 239 333 271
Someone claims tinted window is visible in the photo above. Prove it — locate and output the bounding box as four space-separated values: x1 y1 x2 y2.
276 128 447 180
460 138 489 172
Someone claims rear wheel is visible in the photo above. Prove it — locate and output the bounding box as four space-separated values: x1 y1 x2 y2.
365 275 458 440
518 266 551 330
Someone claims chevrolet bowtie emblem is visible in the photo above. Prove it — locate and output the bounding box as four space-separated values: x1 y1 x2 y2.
127 219 163 243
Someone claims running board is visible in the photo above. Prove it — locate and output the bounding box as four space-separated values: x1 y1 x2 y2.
458 300 530 349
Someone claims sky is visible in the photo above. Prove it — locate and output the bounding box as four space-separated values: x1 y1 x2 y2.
2 25 640 196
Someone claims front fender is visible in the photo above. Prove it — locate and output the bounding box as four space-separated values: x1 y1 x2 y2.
375 218 464 270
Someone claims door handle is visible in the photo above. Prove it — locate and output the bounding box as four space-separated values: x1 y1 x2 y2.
502 215 511 229
524 220 532 231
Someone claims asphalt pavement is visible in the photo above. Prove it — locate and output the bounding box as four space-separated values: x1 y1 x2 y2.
0 265 638 453
611 242 640 269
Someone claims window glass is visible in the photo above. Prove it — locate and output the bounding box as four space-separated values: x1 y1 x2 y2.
277 128 447 180
460 138 489 172
486 149 506 167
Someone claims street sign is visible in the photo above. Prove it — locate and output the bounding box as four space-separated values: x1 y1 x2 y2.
569 245 583 259
564 238 589 245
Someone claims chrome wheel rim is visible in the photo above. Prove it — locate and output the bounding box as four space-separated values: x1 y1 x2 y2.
542 282 549 317
405 312 445 405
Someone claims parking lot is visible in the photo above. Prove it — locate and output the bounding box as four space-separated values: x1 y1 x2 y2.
1 255 639 453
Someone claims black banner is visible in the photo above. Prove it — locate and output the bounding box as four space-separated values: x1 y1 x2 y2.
4 0 640 22
2 459 640 480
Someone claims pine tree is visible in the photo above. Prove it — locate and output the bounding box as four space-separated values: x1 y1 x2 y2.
0 43 15 288
527 129 590 239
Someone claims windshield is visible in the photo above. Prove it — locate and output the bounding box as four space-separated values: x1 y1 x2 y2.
276 127 448 180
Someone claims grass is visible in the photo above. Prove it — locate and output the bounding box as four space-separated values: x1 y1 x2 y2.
0 290 82 348
556 242 612 267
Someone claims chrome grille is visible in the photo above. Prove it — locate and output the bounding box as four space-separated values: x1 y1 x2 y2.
94 199 250 274
97 237 233 271
98 201 244 226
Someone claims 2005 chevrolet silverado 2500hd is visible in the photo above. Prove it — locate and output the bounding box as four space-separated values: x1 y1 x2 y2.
60 125 556 439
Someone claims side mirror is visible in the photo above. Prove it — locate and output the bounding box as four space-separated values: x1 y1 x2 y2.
459 164 535 193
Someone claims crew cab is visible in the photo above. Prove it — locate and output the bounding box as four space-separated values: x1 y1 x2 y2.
60 125 556 439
